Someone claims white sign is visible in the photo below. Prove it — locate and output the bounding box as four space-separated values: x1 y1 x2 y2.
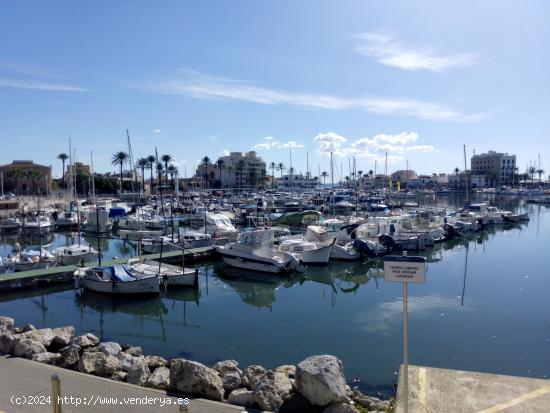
383 256 426 284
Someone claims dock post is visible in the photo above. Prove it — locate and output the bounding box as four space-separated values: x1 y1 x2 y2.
51 373 62 413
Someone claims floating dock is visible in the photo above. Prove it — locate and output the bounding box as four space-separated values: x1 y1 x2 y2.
0 246 215 291
395 365 550 412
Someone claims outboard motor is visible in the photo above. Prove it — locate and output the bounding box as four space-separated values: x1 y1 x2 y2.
352 239 377 258
378 233 396 252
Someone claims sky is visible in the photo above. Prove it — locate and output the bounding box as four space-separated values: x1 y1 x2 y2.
0 0 549 180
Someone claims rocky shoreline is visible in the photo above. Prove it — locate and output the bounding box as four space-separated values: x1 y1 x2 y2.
0 315 394 413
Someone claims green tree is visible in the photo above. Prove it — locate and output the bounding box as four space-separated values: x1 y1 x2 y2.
536 168 545 183
202 156 211 189
321 171 328 188
527 166 537 183
276 162 285 178
167 164 178 189
111 151 129 195
57 153 69 189
146 155 156 191
161 154 172 185
269 162 276 189
136 158 148 193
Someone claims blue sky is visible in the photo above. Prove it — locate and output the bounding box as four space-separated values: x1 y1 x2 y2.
0 0 549 179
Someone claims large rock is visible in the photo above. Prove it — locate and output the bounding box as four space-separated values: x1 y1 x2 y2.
222 371 242 393
146 366 170 390
124 346 143 357
253 371 284 412
296 355 348 406
276 365 297 378
12 337 47 359
213 359 242 375
71 333 100 349
280 393 320 413
32 352 61 365
78 351 101 374
127 357 150 386
0 333 15 354
22 324 37 333
273 371 294 398
15 328 54 347
99 342 122 357
350 390 391 411
145 355 167 371
0 316 14 330
323 402 360 413
227 389 256 408
118 352 134 372
95 355 121 377
50 326 75 349
58 344 81 369
243 365 266 390
170 359 224 401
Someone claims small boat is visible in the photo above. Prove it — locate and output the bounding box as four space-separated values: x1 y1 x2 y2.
216 229 302 274
53 244 98 266
0 217 22 232
11 247 57 272
330 242 362 261
22 215 52 234
141 231 212 254
84 209 113 233
54 210 79 229
278 238 334 266
74 265 159 294
127 258 198 287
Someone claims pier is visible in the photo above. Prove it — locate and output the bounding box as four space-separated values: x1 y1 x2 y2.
0 246 215 291
395 365 550 412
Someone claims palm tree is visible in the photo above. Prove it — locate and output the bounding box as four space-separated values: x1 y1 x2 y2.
161 154 172 184
201 156 211 189
217 159 224 188
276 162 285 178
454 167 460 175
344 176 350 188
167 164 177 189
368 170 374 178
57 153 69 188
357 170 363 187
270 162 276 189
146 155 156 191
157 163 164 190
527 166 537 183
111 151 129 194
321 171 329 188
288 167 295 176
536 169 545 183
136 158 148 193
28 170 40 195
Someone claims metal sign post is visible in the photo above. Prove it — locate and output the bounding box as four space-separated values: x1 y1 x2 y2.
384 252 426 413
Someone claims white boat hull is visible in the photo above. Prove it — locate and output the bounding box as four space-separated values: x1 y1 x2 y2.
297 244 333 266
82 276 159 294
216 247 292 274
330 244 361 261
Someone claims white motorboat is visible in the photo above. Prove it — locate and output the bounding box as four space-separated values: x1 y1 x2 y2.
330 242 362 261
74 265 159 295
54 211 79 229
84 209 112 233
141 231 212 254
216 230 301 274
119 229 163 241
22 215 52 233
0 217 22 232
127 258 198 287
278 238 333 265
198 213 238 240
53 244 98 266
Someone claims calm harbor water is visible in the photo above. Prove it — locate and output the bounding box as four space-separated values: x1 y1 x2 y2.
0 195 549 396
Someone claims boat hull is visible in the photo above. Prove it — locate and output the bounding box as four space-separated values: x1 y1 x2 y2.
82 276 159 294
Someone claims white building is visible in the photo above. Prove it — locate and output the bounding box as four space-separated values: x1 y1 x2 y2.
218 151 266 189
471 150 516 186
276 174 319 191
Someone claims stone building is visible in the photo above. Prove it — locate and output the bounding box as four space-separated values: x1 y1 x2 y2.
0 160 52 195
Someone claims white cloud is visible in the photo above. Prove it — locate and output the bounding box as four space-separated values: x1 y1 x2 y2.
153 128 162 134
254 137 304 150
0 78 88 92
354 32 478 72
220 149 230 156
315 131 434 160
138 69 482 122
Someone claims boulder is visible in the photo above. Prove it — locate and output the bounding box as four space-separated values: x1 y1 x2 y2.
0 333 15 354
12 337 47 359
145 355 167 371
50 326 75 349
275 364 297 378
112 371 128 382
95 355 121 377
22 324 37 332
227 389 256 408
253 371 284 412
117 352 134 372
32 352 61 365
350 390 391 411
124 346 143 357
296 355 348 406
71 333 100 349
127 357 150 386
146 366 170 390
323 402 360 413
222 371 242 393
78 351 102 374
58 344 81 369
15 328 54 347
0 316 14 330
243 365 266 389
99 342 122 357
280 393 321 413
170 359 224 401
213 359 242 375
273 371 294 399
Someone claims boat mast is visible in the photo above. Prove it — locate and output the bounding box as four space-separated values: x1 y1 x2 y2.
330 152 335 216
127 129 136 201
463 144 469 203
